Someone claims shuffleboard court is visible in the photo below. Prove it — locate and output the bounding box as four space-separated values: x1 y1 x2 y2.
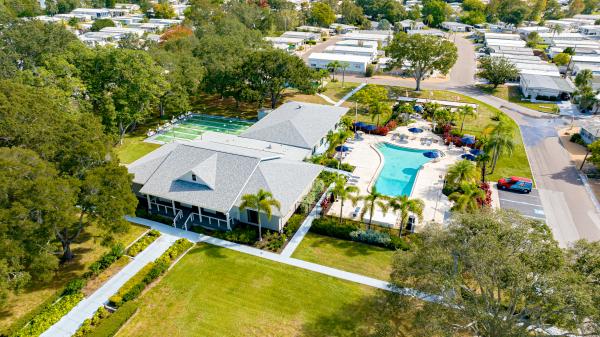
147 114 255 143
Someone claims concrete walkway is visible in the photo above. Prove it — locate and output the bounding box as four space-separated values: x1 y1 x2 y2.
280 185 332 258
41 233 179 337
317 92 337 105
334 83 366 107
126 216 439 302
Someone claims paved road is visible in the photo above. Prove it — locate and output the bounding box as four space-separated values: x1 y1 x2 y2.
329 33 600 245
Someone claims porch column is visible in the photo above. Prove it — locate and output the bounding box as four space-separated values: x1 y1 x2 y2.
146 194 151 211
171 200 176 216
226 212 231 230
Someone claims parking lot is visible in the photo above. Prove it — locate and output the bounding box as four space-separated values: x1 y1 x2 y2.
497 187 546 221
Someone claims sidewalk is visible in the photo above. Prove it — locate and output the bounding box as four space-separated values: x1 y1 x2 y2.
41 233 179 337
334 83 366 107
127 217 404 293
280 185 332 258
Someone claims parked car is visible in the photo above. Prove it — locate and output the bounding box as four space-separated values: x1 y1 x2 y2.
497 176 532 193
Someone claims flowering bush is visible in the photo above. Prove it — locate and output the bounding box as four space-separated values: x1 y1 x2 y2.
478 182 492 207
385 120 398 130
373 126 389 136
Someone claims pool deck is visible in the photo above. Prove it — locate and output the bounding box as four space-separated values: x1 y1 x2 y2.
327 119 461 228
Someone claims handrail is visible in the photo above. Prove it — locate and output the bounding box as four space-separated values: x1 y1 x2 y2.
173 210 183 227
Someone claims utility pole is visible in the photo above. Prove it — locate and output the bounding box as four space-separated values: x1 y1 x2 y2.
580 128 599 170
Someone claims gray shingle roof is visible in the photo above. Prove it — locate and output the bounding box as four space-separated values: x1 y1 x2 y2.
128 141 322 216
240 101 348 149
237 158 322 217
521 74 575 93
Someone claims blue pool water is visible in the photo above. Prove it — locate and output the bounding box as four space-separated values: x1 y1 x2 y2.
374 143 432 197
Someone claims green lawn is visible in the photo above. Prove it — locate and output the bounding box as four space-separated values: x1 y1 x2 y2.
484 85 559 114
387 87 533 182
115 134 161 164
322 81 360 101
291 233 395 280
116 244 413 337
0 224 147 333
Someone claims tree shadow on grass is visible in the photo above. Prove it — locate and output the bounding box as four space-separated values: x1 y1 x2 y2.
300 290 414 337
189 244 228 259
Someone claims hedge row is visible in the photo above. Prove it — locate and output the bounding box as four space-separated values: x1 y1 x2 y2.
310 217 410 250
109 238 192 308
87 302 138 337
13 293 84 337
126 230 160 257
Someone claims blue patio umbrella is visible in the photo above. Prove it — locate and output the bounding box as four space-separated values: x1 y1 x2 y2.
354 121 367 128
461 134 476 145
423 151 440 159
461 153 476 161
363 124 377 132
408 127 424 133
413 105 423 113
335 145 350 152
470 148 484 156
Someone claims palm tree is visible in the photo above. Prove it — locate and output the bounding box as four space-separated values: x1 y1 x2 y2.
327 61 341 81
340 62 350 88
551 23 563 39
449 183 485 212
370 101 391 126
327 129 354 155
446 160 478 186
486 123 515 174
239 189 281 241
388 195 424 235
332 177 359 223
457 105 476 133
475 136 491 184
360 187 389 229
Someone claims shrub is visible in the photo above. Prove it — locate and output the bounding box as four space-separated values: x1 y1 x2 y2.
255 231 287 251
87 243 125 278
62 278 86 296
365 64 374 77
15 293 84 337
284 214 305 237
210 227 258 245
86 302 138 337
109 239 192 308
350 229 411 250
478 182 492 207
570 133 586 146
385 120 398 130
350 229 391 246
127 230 160 256
135 208 172 225
373 126 389 136
311 217 359 240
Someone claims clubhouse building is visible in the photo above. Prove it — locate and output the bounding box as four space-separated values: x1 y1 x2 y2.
128 102 348 232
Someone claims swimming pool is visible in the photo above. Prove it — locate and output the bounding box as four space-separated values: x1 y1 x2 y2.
374 143 432 197
152 114 255 143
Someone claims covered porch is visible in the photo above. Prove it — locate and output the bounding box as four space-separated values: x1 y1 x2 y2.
139 195 234 232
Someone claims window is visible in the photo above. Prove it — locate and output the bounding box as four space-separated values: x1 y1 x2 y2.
247 209 259 224
191 174 196 181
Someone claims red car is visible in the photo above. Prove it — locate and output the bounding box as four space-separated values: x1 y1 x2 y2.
497 176 533 193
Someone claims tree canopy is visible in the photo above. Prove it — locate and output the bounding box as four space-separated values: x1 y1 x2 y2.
388 209 600 336
387 33 457 91
477 56 518 88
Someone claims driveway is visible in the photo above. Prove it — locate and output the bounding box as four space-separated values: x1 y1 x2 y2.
335 33 600 245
